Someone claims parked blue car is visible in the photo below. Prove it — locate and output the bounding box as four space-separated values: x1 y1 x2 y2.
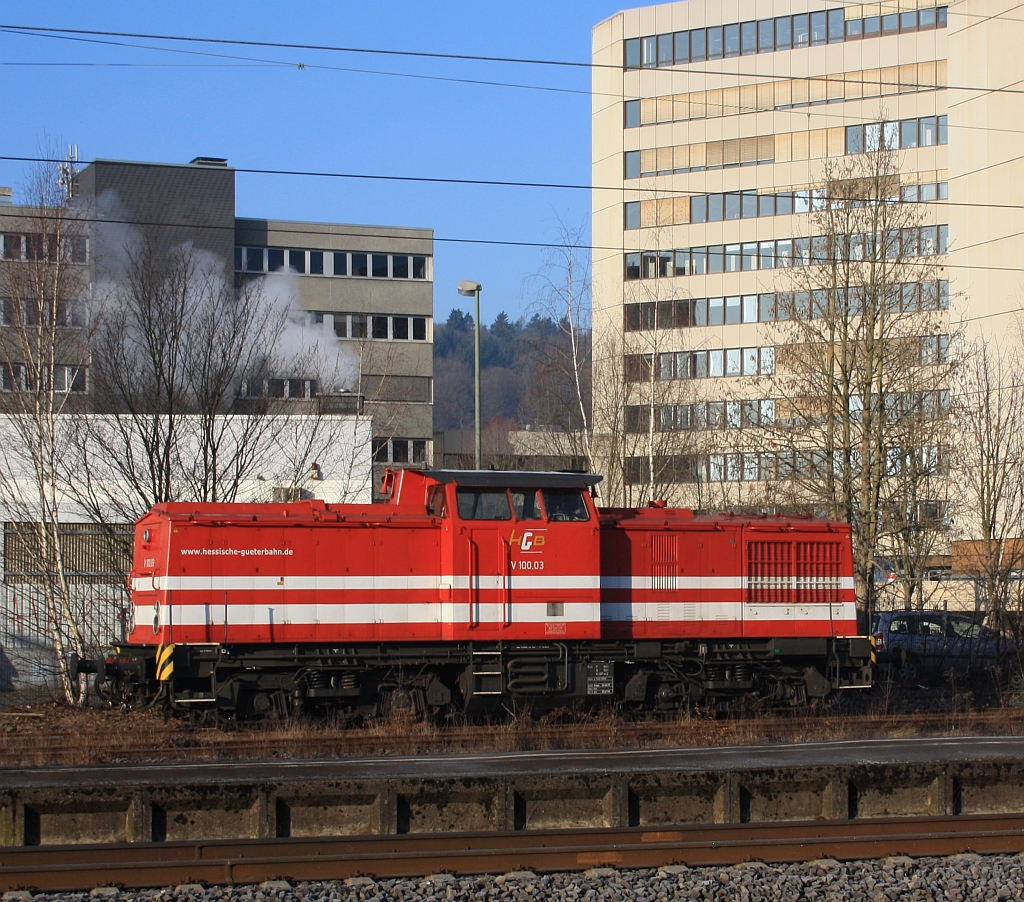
871 610 1017 683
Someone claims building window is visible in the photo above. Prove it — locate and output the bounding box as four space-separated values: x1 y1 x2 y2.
624 38 640 68
245 247 264 272
240 377 317 400
0 363 27 392
623 281 949 331
626 347 776 383
322 313 431 343
51 365 87 393
236 248 432 281
624 202 640 230
0 363 86 393
847 117 948 154
623 232 946 281
373 438 430 465
626 3 947 69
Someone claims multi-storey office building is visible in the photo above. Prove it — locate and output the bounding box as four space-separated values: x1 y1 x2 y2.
592 0 1024 507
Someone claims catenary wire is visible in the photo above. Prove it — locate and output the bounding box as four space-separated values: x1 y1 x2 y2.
5 22 1024 100
6 27 1024 141
0 28 593 97
8 28 1024 149
6 153 1024 217
1 205 1023 280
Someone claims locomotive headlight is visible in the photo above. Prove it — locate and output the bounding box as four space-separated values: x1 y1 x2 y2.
143 529 151 543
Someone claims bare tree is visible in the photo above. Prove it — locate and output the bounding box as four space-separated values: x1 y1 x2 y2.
64 240 373 581
950 336 1024 627
80 239 288 514
520 224 595 475
763 139 951 619
0 156 92 702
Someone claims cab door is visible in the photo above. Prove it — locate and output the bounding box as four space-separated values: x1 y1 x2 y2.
454 487 513 634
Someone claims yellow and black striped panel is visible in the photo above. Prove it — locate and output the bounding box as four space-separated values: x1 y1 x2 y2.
156 644 175 682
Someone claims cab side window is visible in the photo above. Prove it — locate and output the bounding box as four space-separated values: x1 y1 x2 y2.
456 488 511 520
541 488 590 522
512 490 543 520
427 486 447 518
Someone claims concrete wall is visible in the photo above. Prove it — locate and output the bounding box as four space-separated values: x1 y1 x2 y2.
5 757 1024 845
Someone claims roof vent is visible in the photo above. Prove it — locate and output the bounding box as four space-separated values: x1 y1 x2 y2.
189 157 228 167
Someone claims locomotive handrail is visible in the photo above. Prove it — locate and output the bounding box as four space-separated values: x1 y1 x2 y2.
503 538 512 627
467 537 477 628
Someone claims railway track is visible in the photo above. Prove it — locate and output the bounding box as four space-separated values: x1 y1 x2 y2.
2 709 1023 768
2 814 1023 892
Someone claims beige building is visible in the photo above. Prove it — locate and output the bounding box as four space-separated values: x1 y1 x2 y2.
592 0 1024 508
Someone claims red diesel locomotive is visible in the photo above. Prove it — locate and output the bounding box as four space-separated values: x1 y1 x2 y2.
82 469 873 718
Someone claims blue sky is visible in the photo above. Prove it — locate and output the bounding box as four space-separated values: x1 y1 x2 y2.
0 2 626 326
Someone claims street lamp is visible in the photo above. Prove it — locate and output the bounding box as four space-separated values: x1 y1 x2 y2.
457 280 483 469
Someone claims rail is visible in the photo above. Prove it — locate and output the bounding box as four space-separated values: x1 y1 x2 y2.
2 814 1024 892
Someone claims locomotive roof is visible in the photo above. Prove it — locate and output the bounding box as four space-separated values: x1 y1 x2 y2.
422 469 603 489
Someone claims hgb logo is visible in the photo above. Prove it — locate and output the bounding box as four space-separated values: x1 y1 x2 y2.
511 529 546 553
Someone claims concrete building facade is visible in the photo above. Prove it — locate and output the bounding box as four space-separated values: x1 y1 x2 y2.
592 0 1024 506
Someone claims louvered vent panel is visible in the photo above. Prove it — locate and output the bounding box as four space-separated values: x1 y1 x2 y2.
747 541 792 603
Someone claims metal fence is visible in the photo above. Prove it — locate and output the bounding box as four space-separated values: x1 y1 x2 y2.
0 523 129 691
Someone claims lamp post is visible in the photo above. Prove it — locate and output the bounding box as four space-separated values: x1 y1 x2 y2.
457 280 483 469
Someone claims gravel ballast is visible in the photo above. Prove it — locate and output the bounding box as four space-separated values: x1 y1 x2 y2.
6 854 1024 902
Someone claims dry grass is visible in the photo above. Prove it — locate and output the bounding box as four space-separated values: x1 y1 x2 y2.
2 688 1024 769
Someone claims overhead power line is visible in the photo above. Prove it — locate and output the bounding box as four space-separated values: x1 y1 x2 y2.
8 153 1024 214
4 22 1024 100
0 23 598 70
1 204 1023 280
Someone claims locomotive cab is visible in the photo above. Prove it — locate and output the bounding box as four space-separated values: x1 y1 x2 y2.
385 469 604 640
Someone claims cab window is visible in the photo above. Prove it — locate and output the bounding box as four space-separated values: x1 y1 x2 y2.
541 488 590 522
512 490 543 520
427 486 447 518
456 488 511 520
